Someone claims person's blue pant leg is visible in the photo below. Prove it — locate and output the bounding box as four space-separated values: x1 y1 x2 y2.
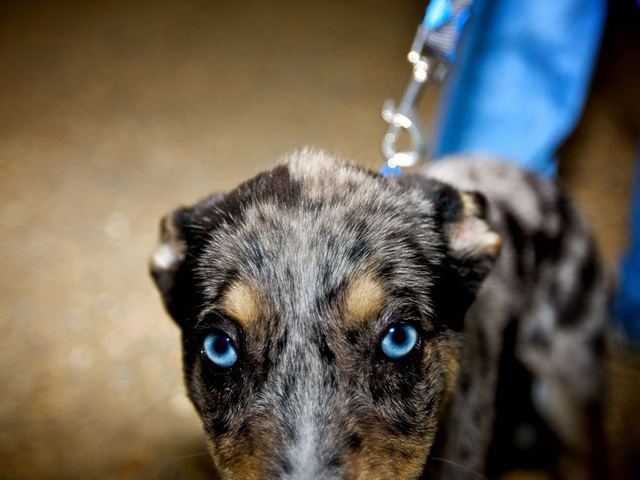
432 0 640 342
615 147 640 342
433 0 608 177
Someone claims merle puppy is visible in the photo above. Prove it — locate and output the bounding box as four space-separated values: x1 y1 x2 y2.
150 150 606 479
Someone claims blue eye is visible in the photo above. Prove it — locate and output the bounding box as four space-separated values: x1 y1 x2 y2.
203 333 238 368
380 324 418 359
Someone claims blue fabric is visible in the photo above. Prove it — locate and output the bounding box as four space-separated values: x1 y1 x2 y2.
615 145 640 341
433 0 608 177
431 0 640 341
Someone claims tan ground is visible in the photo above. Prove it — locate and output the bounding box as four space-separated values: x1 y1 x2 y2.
0 1 637 479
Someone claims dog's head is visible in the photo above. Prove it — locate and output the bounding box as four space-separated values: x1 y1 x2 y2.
150 150 501 480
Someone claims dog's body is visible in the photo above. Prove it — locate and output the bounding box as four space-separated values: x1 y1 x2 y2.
151 150 606 479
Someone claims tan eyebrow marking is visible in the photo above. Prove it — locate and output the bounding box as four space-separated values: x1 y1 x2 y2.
343 271 386 326
221 281 260 326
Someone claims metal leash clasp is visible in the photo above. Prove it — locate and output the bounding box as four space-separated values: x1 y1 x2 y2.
381 55 436 173
380 0 472 177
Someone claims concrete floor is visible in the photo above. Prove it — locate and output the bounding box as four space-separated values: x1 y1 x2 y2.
0 1 637 479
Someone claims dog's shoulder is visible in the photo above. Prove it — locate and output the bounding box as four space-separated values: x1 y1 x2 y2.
418 156 607 477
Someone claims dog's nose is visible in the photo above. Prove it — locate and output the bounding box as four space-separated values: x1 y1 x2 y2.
279 396 343 478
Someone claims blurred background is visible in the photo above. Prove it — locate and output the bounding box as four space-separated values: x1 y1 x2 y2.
0 0 637 478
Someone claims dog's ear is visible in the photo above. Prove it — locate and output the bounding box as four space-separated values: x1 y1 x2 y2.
149 207 195 326
397 175 502 330
437 187 501 330
150 164 300 326
149 194 225 326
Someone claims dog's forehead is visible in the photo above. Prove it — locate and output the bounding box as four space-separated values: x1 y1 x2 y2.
194 152 442 324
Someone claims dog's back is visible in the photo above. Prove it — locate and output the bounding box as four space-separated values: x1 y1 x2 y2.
422 157 607 478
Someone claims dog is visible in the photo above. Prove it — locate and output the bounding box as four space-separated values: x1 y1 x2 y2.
150 149 607 479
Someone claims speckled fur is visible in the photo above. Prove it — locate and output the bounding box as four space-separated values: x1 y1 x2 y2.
423 157 607 479
150 149 606 479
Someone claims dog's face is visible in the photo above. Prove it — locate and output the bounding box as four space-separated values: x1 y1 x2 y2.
150 151 500 480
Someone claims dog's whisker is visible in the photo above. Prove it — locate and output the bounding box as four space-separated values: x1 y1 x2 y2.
429 457 488 479
155 451 212 473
